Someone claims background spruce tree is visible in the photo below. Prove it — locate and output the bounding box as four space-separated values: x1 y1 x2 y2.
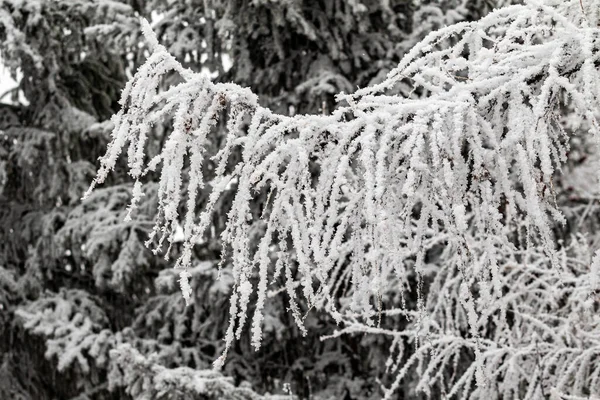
7 1 599 400
2 1 496 398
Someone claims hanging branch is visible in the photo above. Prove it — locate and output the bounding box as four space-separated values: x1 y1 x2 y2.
86 0 600 384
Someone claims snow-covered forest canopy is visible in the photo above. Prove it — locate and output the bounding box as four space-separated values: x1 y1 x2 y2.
1 0 600 399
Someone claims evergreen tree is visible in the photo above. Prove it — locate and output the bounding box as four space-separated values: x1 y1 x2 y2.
6 1 599 400
3 0 495 398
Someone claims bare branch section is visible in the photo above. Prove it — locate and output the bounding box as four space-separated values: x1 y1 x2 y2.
87 0 600 395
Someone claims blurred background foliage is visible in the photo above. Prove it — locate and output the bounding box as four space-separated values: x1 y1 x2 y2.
0 0 517 398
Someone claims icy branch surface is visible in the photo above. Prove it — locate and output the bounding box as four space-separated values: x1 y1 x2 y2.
87 1 600 395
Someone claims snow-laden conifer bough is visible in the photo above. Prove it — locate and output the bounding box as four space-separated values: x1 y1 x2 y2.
85 0 600 398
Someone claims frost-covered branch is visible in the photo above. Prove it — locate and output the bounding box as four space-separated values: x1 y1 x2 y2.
87 0 600 394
